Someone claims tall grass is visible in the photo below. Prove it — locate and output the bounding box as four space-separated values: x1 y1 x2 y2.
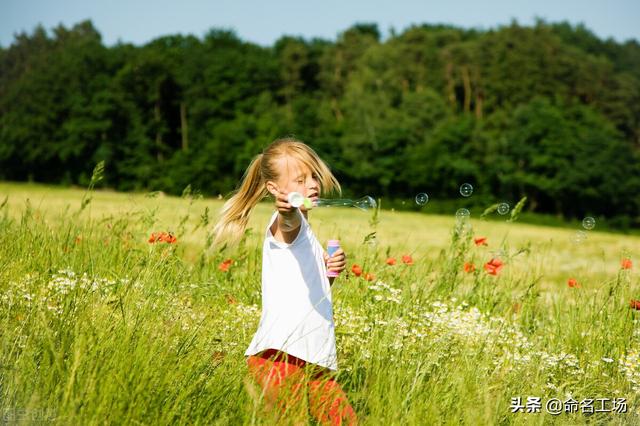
0 181 639 425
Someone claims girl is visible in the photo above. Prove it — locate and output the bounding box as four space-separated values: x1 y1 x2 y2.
213 138 358 425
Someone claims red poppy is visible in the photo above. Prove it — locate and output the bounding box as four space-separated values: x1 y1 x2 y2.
484 258 503 275
463 262 476 273
402 254 414 265
219 258 233 272
149 231 177 244
351 264 363 277
567 278 581 288
364 272 375 282
474 237 488 246
621 258 633 270
386 257 397 266
630 299 640 310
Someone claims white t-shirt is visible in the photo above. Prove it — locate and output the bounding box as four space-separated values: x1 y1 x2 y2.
244 209 338 371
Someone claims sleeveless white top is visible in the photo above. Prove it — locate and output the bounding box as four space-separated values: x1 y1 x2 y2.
244 209 338 371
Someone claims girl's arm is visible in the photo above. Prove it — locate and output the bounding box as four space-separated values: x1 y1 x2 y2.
325 248 346 286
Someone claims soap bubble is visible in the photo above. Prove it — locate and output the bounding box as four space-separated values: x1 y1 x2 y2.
582 217 595 230
415 193 429 206
460 183 473 197
353 196 377 211
497 203 510 215
573 230 587 244
455 208 470 221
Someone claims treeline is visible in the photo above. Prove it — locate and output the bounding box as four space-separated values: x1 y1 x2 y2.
1 20 639 226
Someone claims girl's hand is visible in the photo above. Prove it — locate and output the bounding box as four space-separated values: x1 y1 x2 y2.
274 189 300 232
273 189 295 214
324 248 346 275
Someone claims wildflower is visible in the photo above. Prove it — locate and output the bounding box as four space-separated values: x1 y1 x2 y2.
484 258 503 275
74 236 82 244
630 299 640 310
621 258 633 270
225 294 238 304
602 357 614 363
364 272 375 282
511 302 522 314
386 257 396 266
163 233 177 244
148 232 177 244
351 264 363 277
463 262 476 273
567 278 580 288
402 255 414 265
219 259 233 272
474 237 488 246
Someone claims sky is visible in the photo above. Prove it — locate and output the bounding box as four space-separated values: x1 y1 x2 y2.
1 0 639 48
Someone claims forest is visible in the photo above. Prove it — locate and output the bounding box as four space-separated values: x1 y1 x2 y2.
1 19 639 227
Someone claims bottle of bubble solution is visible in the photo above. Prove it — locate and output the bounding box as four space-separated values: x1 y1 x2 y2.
326 240 341 277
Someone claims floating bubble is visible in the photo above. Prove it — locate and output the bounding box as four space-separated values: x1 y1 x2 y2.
582 217 595 230
415 193 429 206
314 196 377 211
457 221 473 234
455 208 470 221
573 230 587 244
497 202 510 215
353 196 377 211
460 183 473 197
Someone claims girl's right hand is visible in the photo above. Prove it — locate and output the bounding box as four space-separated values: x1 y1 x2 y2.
274 189 301 234
274 189 295 214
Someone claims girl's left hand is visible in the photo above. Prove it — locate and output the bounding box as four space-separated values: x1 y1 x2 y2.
324 248 346 275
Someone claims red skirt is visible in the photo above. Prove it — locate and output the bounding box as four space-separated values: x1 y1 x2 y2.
246 348 358 425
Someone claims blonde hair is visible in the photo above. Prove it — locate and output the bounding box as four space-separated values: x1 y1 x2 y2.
212 137 341 247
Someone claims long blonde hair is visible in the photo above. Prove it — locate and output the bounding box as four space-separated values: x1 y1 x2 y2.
212 137 341 247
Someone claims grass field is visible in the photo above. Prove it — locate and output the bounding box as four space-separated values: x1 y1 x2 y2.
1 181 639 425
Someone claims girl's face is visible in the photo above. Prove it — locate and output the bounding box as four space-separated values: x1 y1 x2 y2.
268 156 320 205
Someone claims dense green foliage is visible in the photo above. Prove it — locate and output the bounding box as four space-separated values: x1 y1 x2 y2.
1 20 639 226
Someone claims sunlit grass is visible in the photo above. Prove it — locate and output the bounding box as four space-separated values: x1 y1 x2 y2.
1 181 639 425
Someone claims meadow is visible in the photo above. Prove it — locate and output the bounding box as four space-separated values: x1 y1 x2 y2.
1 181 639 425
